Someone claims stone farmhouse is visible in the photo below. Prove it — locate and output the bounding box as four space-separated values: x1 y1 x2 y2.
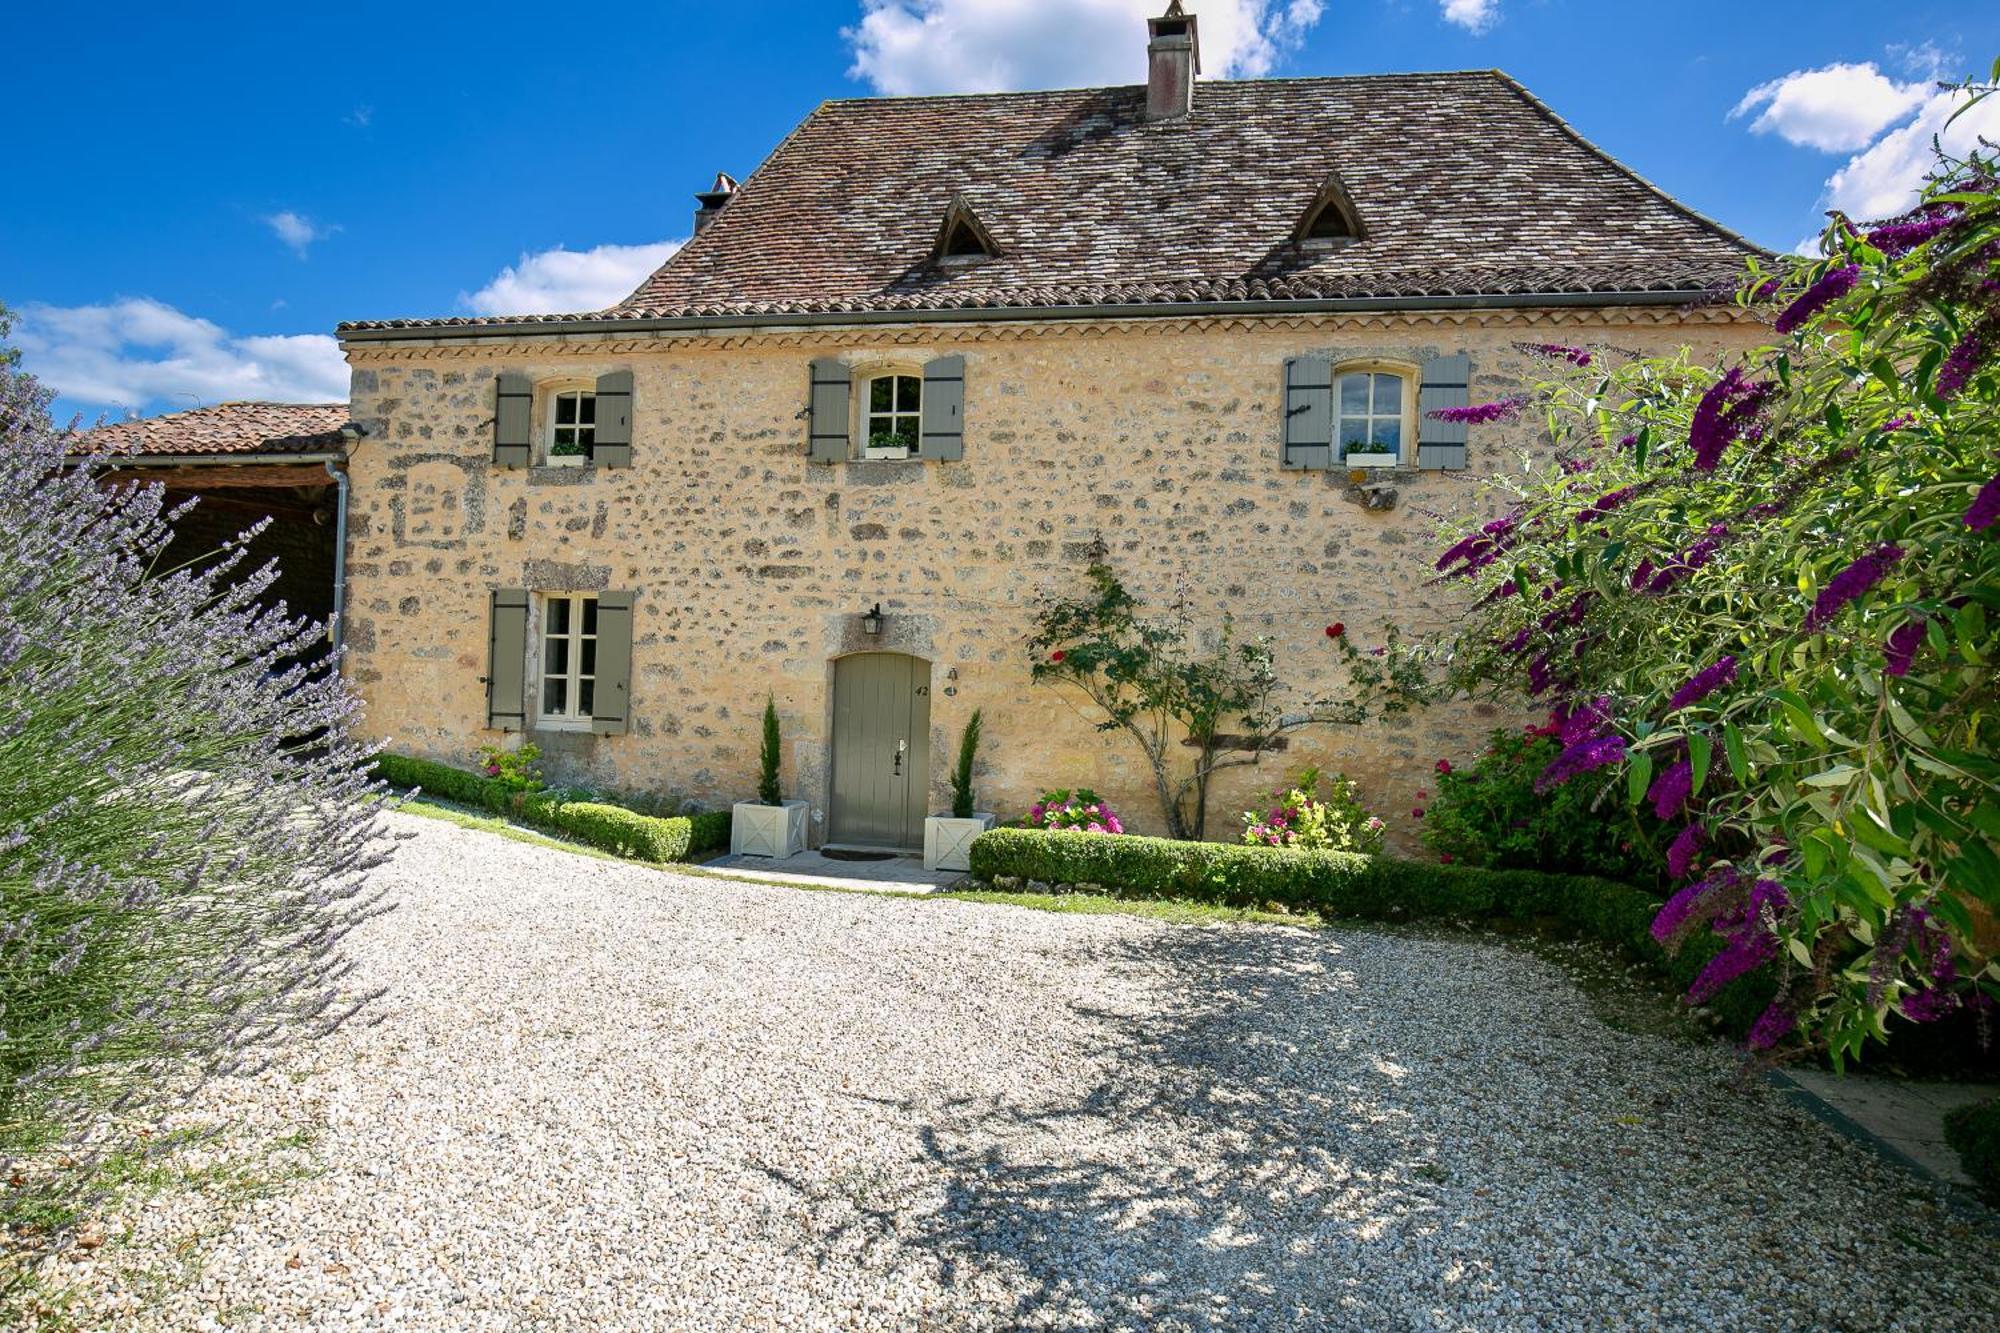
334 5 1767 850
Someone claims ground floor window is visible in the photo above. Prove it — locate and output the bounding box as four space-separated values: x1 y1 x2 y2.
538 593 598 726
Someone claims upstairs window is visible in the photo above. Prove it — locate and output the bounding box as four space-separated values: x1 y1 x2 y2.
864 374 923 458
1337 371 1406 460
539 593 598 726
1305 203 1355 241
548 388 596 465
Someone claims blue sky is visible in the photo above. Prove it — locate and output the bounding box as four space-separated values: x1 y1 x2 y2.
7 0 1997 423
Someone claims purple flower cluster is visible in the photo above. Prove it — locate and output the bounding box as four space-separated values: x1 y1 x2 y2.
1689 368 1776 471
1428 395 1529 426
1667 656 1737 711
1804 543 1904 630
1434 515 1520 579
1865 205 1961 256
1533 734 1625 794
1651 865 1732 945
1686 879 1790 1003
1642 526 1728 594
1883 618 1927 676
1746 1000 1798 1052
1575 485 1637 526
1554 695 1614 746
1774 264 1859 335
1938 328 1985 401
1518 342 1594 367
1648 760 1694 820
1666 823 1708 880
1967 474 2000 531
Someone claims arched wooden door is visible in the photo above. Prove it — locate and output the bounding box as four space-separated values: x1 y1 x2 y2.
828 653 931 850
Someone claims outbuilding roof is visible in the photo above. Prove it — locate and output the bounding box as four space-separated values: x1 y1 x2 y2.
341 71 1763 334
71 402 353 459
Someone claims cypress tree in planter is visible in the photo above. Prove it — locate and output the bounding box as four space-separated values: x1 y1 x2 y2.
924 709 995 871
731 696 808 857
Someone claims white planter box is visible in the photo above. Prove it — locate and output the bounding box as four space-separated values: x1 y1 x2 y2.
1343 452 1399 468
924 812 997 872
730 800 809 858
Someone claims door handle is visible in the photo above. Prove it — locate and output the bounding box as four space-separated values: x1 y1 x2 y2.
893 738 906 776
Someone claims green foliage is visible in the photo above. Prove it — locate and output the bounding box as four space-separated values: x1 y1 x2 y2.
475 741 543 793
1241 766 1386 854
374 753 728 862
969 828 1772 1034
1422 729 1660 882
1944 1096 2000 1201
1407 126 2000 1060
950 709 983 819
1027 562 1429 840
758 696 782 806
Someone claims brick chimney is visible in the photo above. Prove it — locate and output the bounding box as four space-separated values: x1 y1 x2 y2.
693 172 739 234
1145 2 1201 121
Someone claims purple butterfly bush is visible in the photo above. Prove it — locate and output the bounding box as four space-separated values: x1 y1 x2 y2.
1428 395 1529 426
1804 543 1905 630
1687 880 1790 1003
1665 823 1708 880
1967 474 2000 531
1648 760 1694 820
1864 204 1961 256
1746 1000 1798 1052
1667 656 1737 711
1937 328 1985 401
1774 264 1859 335
0 339 394 1250
1883 619 1927 676
1533 734 1625 794
1518 342 1594 367
1689 368 1776 471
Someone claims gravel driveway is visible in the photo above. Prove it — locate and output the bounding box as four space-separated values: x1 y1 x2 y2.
69 812 1998 1330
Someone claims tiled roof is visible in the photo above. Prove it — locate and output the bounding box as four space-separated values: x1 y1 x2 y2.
341 72 1763 333
71 402 352 458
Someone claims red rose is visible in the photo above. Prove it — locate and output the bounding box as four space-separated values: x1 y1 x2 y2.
1050 650 1066 663
1439 852 1455 864
1412 807 1425 819
1435 759 1453 774
1326 623 1345 638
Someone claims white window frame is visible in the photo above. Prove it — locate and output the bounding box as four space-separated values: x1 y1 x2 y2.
544 384 597 467
860 372 923 460
534 592 598 731
1331 362 1416 466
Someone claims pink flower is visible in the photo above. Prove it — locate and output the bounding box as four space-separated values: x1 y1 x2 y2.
1439 852 1455 864
1435 759 1452 774
1412 807 1425 819
1049 650 1066 663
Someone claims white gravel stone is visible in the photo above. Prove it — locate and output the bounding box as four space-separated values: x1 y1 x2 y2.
59 812 2000 1330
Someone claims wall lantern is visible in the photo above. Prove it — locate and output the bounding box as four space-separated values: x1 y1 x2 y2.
861 602 884 636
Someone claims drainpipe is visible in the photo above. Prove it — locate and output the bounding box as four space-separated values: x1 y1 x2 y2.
322 459 350 658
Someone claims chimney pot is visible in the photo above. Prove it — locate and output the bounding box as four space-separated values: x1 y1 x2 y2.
693 171 739 234
1145 2 1201 121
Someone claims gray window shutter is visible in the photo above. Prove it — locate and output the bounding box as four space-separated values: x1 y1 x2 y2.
593 370 633 468
1282 356 1332 470
590 591 635 736
808 358 851 462
494 374 532 469
1418 353 1471 470
918 355 965 461
486 588 529 731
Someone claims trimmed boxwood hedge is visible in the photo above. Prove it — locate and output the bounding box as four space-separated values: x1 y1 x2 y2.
968 828 1773 1034
1944 1097 2000 1201
375 753 729 865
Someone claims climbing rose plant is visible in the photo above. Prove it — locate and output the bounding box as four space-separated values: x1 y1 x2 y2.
1414 117 2000 1064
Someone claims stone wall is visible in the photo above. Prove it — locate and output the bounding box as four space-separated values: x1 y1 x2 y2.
342 309 1763 850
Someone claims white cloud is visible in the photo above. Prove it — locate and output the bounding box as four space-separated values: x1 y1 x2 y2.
460 239 685 316
1440 0 1498 34
13 298 347 415
1729 62 1931 152
263 210 338 258
844 0 1325 96
1824 85 2000 220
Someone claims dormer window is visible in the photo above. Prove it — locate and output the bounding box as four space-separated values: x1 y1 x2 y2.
1295 171 1366 251
932 196 999 265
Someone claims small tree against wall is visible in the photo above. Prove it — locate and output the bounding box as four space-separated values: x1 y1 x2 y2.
1027 562 1425 840
757 696 783 805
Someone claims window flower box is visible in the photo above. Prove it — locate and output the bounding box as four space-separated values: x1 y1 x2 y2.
923 812 997 872
729 799 809 857
1343 451 1400 468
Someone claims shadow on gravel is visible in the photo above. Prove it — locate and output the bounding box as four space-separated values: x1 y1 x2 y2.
759 922 2000 1330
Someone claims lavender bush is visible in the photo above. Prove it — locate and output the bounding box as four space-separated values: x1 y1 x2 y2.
0 308 393 1274
1403 92 2000 1063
